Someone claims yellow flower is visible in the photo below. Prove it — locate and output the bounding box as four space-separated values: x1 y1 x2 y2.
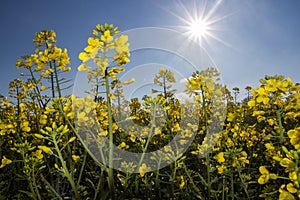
226 138 234 147
118 142 129 149
107 67 125 76
16 59 23 68
265 79 279 92
216 165 227 174
289 171 297 181
115 35 129 53
0 156 12 168
287 128 300 149
21 121 31 132
139 163 148 177
91 28 99 36
172 123 180 132
256 87 269 104
87 37 101 47
265 143 275 150
252 110 265 117
267 118 275 126
247 99 256 107
278 78 291 92
78 52 90 62
164 146 172 152
38 146 53 155
101 30 113 42
130 135 136 142
123 78 135 85
279 188 295 200
40 85 48 91
287 183 298 194
179 176 185 189
72 155 80 162
205 78 215 91
227 113 234 122
214 152 225 163
113 54 130 66
280 157 295 168
35 150 43 160
258 166 269 184
39 114 48 125
78 64 92 71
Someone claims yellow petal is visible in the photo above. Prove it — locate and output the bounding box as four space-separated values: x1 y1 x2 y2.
78 64 92 71
78 52 89 62
258 174 269 184
40 86 48 91
38 146 53 155
287 183 298 193
259 166 269 174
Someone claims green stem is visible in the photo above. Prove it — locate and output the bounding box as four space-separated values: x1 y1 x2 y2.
295 154 300 189
237 166 249 199
32 166 42 200
201 87 211 199
137 103 157 168
28 68 43 108
105 68 115 197
206 154 211 200
28 179 37 200
276 110 284 144
52 133 80 199
49 61 55 98
53 60 62 98
94 170 104 200
182 163 204 199
40 174 63 200
77 150 87 186
222 176 225 200
155 158 162 199
231 171 234 200
171 161 177 198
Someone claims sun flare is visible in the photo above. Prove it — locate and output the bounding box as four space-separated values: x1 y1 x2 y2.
187 18 210 43
165 0 231 47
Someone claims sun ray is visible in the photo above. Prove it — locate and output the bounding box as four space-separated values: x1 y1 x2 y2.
157 0 236 50
205 0 223 20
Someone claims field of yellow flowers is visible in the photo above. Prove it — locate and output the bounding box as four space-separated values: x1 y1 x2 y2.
0 24 300 200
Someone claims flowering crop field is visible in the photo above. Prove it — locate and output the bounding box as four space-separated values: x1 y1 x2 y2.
0 24 300 200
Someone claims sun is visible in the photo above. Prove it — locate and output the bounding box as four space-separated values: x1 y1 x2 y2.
164 0 231 47
187 18 210 43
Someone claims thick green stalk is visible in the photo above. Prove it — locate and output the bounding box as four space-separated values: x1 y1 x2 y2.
201 87 211 199
105 68 115 197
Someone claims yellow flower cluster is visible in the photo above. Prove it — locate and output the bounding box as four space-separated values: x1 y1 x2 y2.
78 24 130 79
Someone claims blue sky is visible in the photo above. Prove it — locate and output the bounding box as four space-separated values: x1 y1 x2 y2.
1 0 299 100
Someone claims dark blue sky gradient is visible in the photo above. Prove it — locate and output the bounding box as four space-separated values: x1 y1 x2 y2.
0 0 299 98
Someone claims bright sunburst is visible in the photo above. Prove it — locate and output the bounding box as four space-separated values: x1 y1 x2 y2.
187 17 210 44
165 0 231 47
